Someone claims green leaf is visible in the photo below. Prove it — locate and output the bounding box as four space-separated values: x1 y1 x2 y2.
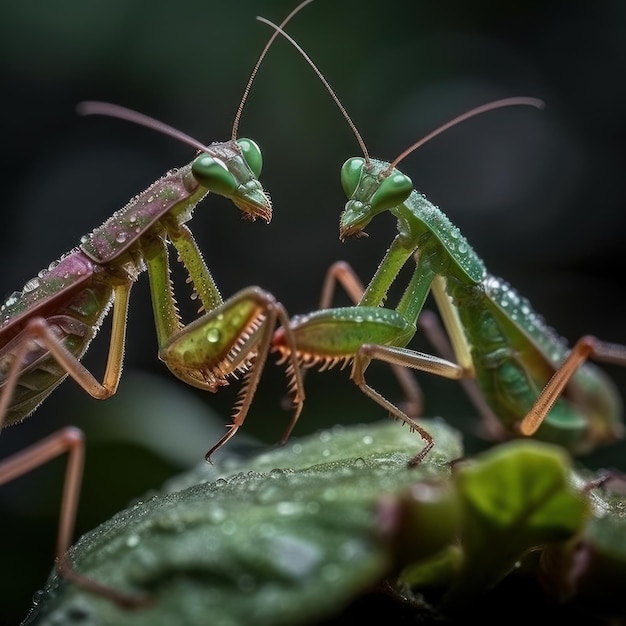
446 439 590 605
546 473 626 614
25 419 462 626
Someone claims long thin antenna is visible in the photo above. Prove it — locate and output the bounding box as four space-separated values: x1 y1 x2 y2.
386 97 545 174
77 101 213 154
231 0 317 142
256 19 545 175
256 16 370 163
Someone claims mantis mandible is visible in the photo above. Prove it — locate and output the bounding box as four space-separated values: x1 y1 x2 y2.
263 17 626 466
0 2 317 607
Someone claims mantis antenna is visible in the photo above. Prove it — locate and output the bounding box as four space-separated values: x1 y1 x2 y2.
78 0 322 153
385 97 545 175
256 15 370 163
77 100 216 154
256 16 544 172
231 0 318 142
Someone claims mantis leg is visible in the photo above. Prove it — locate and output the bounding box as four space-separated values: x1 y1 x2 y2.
0 280 150 606
0 429 148 607
417 309 507 440
427 275 626 443
144 231 304 459
318 260 367 308
520 335 626 436
316 261 423 416
158 286 305 461
352 343 466 466
0 280 132 427
0 427 84 563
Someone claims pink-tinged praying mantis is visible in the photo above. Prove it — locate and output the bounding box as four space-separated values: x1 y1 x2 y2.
0 2 318 608
263 17 626 466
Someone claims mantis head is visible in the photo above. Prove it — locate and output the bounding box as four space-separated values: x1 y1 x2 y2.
191 137 272 223
339 157 413 240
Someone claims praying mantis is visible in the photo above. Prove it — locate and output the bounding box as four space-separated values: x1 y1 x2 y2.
0 2 318 608
264 17 626 466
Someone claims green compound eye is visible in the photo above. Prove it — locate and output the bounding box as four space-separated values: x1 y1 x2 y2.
192 155 238 196
371 171 413 212
340 157 365 198
237 138 263 178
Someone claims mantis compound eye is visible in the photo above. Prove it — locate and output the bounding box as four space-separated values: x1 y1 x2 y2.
340 157 365 198
192 155 238 195
237 138 263 178
370 171 413 212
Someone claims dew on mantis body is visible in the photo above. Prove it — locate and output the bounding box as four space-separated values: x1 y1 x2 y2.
22 278 40 293
206 328 222 343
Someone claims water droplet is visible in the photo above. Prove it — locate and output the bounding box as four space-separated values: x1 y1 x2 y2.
319 430 332 443
129 214 137 223
115 232 127 244
206 327 221 343
221 519 237 535
23 278 40 293
275 501 294 516
126 534 140 547
362 435 374 445
322 487 337 501
31 590 44 606
207 506 227 523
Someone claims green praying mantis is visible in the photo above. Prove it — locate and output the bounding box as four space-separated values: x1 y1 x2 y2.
264 16 626 466
0 2 318 607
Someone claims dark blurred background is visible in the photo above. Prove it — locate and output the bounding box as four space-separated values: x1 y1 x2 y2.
1 0 626 622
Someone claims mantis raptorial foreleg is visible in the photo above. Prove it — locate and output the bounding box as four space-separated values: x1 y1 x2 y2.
307 260 424 418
